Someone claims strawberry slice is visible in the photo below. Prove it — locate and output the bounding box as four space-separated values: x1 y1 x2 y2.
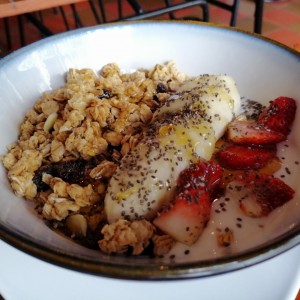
216 145 276 170
235 171 295 217
258 96 297 136
204 161 223 199
153 189 211 245
177 160 223 198
155 161 221 245
227 119 286 145
177 161 207 191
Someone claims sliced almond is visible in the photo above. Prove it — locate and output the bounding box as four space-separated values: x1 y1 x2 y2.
66 214 87 237
43 112 58 132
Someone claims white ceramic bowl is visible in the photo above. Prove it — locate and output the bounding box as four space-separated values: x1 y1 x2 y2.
0 21 299 279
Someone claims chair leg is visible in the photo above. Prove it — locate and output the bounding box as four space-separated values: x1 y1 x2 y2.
70 4 83 28
164 0 176 19
25 13 53 36
127 0 144 14
229 0 240 27
207 0 239 27
202 2 209 22
88 0 102 23
98 0 108 23
59 6 70 30
254 0 264 34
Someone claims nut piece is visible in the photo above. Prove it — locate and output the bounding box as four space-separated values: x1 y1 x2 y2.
44 112 58 132
217 227 234 247
66 214 88 237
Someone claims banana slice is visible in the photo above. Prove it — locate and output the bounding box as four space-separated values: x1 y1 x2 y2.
105 75 241 223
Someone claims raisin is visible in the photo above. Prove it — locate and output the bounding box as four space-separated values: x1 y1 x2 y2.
33 156 105 191
98 89 111 99
156 82 168 93
33 166 54 191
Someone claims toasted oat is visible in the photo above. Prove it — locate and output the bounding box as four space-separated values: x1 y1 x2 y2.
42 194 80 221
41 176 101 221
152 234 175 256
66 183 100 207
89 160 117 180
6 149 43 199
99 219 155 255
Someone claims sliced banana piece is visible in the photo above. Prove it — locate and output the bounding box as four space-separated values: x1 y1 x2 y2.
105 75 241 223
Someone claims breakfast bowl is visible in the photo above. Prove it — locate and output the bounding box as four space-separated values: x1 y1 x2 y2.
0 21 299 280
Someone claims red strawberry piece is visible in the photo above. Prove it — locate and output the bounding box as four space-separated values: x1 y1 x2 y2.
153 189 211 245
217 145 276 170
235 171 295 217
258 96 297 136
227 119 286 145
204 160 223 199
177 160 223 199
177 161 207 191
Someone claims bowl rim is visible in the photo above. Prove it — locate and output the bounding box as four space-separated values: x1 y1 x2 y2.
0 20 300 280
1 19 299 65
1 220 300 280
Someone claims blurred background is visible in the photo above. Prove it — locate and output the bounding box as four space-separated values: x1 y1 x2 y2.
0 0 299 57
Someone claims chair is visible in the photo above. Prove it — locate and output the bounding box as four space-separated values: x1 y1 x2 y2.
2 0 103 50
206 0 264 34
112 0 209 22
112 0 264 34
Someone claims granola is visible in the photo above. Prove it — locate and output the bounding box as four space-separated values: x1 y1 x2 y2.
2 61 187 255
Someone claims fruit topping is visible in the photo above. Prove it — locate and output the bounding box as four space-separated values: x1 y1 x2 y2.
216 145 276 170
258 96 297 136
153 189 211 245
227 119 286 145
154 160 223 245
235 171 295 217
177 160 223 198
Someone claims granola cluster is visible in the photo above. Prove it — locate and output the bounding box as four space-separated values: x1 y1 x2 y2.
2 61 187 255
